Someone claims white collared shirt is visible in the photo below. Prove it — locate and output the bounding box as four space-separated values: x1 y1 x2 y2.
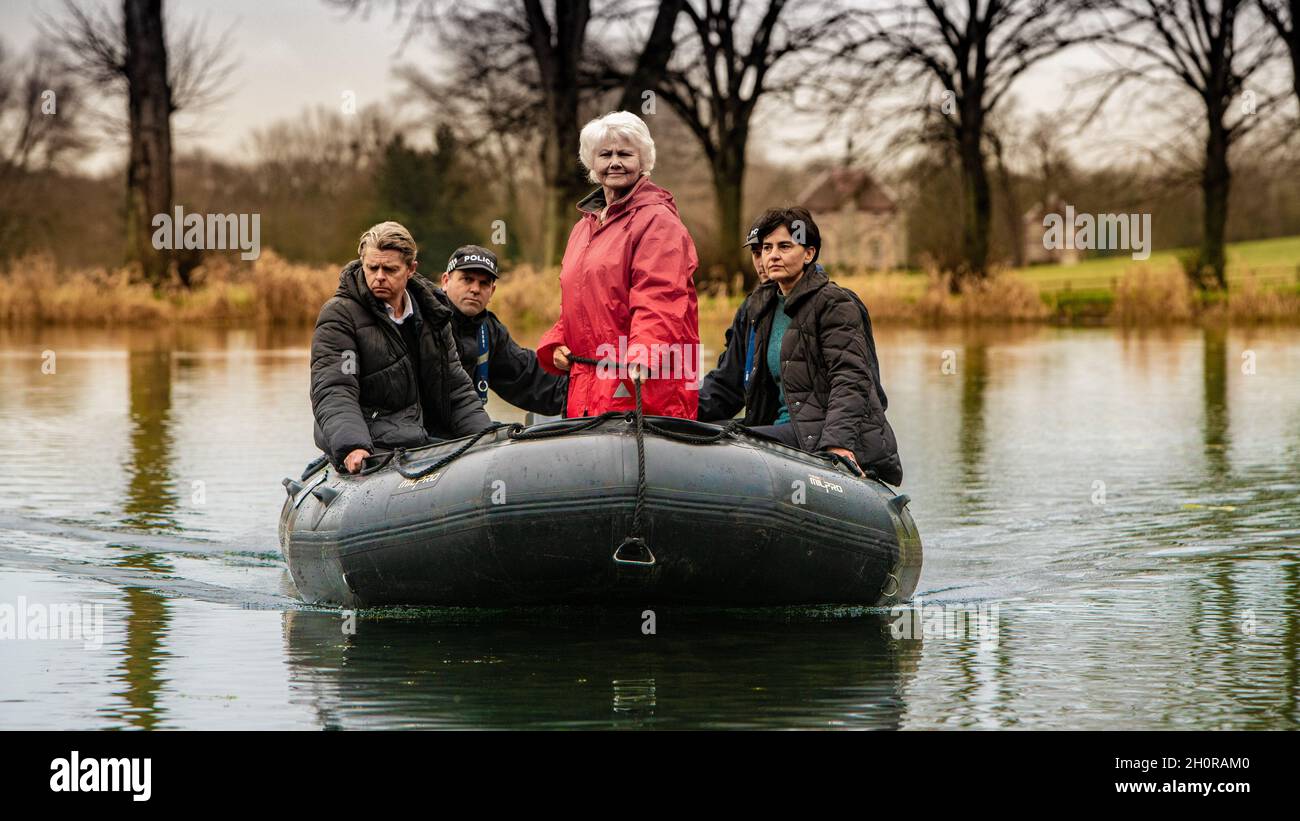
384 293 413 325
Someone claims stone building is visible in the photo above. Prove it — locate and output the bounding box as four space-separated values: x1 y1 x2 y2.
1022 196 1081 266
797 168 907 271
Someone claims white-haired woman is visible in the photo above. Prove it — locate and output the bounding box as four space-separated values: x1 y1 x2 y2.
536 111 700 418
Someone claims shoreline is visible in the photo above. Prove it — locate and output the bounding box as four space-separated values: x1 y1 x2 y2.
2 247 1297 329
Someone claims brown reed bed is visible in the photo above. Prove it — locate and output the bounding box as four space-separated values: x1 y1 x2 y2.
1 253 1295 327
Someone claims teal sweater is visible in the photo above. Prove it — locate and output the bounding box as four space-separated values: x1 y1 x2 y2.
766 293 792 424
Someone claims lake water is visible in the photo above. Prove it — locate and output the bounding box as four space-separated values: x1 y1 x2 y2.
1 320 1298 729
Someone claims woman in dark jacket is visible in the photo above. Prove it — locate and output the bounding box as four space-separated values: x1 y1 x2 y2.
699 207 902 485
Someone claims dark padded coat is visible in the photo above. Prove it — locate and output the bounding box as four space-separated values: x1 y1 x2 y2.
311 260 491 466
444 297 568 416
697 297 753 422
698 265 902 485
699 265 889 423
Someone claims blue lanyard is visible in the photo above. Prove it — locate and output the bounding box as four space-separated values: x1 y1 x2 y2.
742 321 757 391
474 323 490 404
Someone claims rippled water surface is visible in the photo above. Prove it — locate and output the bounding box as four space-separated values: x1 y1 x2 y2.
1 322 1297 729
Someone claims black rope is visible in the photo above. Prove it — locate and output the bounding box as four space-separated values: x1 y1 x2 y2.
627 373 647 542
566 352 657 564
394 423 513 480
643 417 745 444
505 411 623 440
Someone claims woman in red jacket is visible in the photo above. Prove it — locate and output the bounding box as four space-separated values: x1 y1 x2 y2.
536 111 700 419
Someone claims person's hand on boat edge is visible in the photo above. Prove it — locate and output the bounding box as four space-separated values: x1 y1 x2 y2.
344 448 371 473
553 345 572 371
826 447 860 472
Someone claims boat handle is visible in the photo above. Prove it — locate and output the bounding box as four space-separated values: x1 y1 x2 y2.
880 573 900 598
613 537 656 566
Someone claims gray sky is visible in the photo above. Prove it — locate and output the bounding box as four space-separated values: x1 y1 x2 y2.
3 0 418 172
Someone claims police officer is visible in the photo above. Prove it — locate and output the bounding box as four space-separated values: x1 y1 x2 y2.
439 245 568 416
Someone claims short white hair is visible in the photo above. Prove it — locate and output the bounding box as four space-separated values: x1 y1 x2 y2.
578 111 656 184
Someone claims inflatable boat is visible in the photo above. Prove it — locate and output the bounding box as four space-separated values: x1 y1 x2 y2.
278 412 921 608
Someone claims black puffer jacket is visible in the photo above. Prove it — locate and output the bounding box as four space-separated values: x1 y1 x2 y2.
697 298 753 422
701 265 902 485
699 264 889 423
311 261 491 465
444 298 568 416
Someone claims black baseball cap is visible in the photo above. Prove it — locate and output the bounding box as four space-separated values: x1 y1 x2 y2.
446 245 500 279
742 216 765 249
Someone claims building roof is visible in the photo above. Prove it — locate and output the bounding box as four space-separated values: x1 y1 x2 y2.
1023 194 1071 222
797 168 897 214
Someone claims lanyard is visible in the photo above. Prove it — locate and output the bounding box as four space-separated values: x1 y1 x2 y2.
742 320 757 391
474 323 490 404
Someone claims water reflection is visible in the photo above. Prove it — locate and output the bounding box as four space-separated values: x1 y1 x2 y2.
959 336 989 505
5 323 1300 729
281 609 922 729
1202 326 1229 478
1285 560 1300 724
101 559 172 730
123 346 177 530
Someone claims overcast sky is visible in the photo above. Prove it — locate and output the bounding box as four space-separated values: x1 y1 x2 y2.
3 0 422 172
4 0 1285 177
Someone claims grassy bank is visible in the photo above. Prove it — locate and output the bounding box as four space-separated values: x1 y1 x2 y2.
2 236 1298 327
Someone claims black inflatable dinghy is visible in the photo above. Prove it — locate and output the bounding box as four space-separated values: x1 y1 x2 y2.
279 413 921 608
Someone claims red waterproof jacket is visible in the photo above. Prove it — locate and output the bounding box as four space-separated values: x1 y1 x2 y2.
537 177 700 418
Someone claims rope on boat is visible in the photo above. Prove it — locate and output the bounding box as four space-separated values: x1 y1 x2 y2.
393 422 515 480
566 354 660 565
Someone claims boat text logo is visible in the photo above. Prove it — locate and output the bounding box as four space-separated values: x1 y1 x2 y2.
808 474 843 494
397 471 442 489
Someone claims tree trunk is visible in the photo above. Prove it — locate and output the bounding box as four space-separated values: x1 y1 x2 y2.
616 0 684 114
956 125 992 290
494 134 524 263
711 146 747 292
991 131 1024 268
123 0 173 289
540 117 590 269
1292 45 1300 109
1200 117 1231 291
534 0 593 269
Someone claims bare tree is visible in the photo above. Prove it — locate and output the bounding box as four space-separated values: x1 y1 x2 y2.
43 0 235 287
595 0 854 288
851 0 1103 287
1259 1 1300 106
397 58 542 263
1096 0 1288 289
987 124 1024 267
0 42 85 182
332 0 684 266
0 42 87 258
